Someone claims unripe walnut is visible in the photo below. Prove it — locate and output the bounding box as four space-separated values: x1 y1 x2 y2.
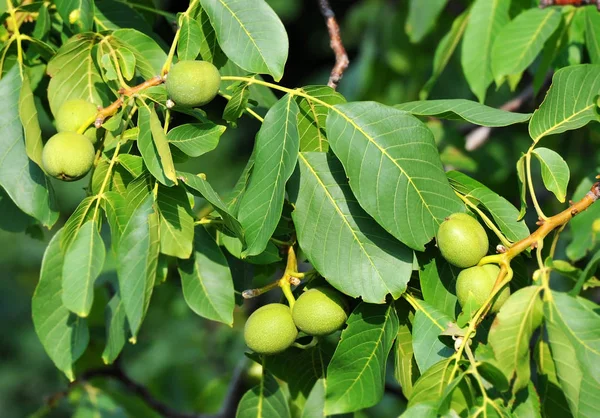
292 287 348 336
456 264 510 313
166 60 221 107
244 304 298 355
42 132 95 181
437 213 489 268
55 99 99 144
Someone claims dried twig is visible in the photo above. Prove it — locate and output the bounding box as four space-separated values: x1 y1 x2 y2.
317 0 349 89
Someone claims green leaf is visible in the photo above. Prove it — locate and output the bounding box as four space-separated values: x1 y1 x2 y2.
117 154 144 178
0 67 58 227
32 230 89 381
488 286 544 392
117 194 160 339
220 60 278 109
400 402 438 418
196 7 224 64
394 305 418 398
227 154 254 216
532 147 570 203
405 0 448 43
178 171 244 240
112 29 167 79
516 154 527 220
222 82 250 124
200 0 288 81
546 291 600 418
55 0 94 32
47 34 112 116
529 64 600 143
302 379 328 418
236 370 291 418
33 4 51 39
95 0 153 34
296 85 346 152
137 105 174 186
395 99 531 127
72 385 126 417
534 339 573 418
512 383 542 418
219 231 281 265
238 94 299 256
491 8 561 88
61 196 97 252
62 220 106 317
566 176 600 261
19 72 43 169
408 358 471 413
448 170 530 243
572 250 600 295
260 342 334 409
417 252 459 318
149 105 177 185
157 184 194 259
178 14 202 61
326 102 463 251
291 152 413 303
178 226 234 325
167 122 225 157
585 6 600 64
420 8 470 99
325 302 399 415
461 0 510 102
102 291 128 365
411 298 454 373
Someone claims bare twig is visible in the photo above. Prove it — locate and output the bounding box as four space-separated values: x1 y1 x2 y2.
317 0 349 89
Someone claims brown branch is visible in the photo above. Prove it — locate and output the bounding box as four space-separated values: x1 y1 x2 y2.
540 0 600 9
94 75 165 128
317 0 349 90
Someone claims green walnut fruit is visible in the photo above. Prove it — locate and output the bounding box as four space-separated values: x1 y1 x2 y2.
456 265 510 313
166 60 221 107
42 132 95 181
55 99 99 144
244 303 298 355
292 287 348 336
437 212 489 268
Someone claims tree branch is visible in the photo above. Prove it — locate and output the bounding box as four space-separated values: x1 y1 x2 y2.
317 0 349 90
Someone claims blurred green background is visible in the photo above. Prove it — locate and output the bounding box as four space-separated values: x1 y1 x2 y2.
2 0 599 417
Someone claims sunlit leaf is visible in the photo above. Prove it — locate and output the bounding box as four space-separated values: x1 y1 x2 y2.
325 302 399 415
0 67 58 227
405 0 447 43
178 226 234 325
117 195 160 339
326 102 463 251
19 72 43 169
102 291 128 365
236 370 291 418
178 14 202 61
585 6 600 64
410 298 454 373
491 8 561 88
157 184 194 259
290 152 413 303
167 122 225 157
395 99 531 126
529 64 600 143
489 286 544 392
461 0 510 102
532 147 570 203
238 94 299 256
32 230 89 381
296 85 345 152
200 0 288 81
62 220 106 317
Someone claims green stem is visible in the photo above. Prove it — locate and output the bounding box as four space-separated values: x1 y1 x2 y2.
455 191 512 248
526 150 548 220
161 0 199 76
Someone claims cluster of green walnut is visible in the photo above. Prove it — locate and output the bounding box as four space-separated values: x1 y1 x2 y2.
244 287 349 355
41 60 221 181
437 213 511 313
